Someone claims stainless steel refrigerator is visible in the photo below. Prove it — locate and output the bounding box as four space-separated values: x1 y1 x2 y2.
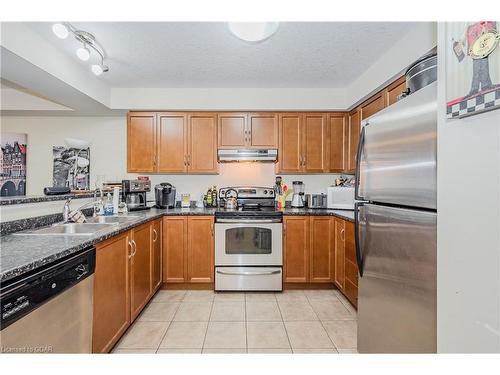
355 81 437 353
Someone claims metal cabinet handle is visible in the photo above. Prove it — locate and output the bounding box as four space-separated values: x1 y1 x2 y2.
216 269 281 276
128 240 134 258
131 239 137 257
153 229 158 242
341 228 345 241
183 155 187 166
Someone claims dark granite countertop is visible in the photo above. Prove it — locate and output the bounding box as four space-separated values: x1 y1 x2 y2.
0 206 352 283
0 192 95 206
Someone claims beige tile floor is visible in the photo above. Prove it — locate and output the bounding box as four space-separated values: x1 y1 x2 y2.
113 289 358 354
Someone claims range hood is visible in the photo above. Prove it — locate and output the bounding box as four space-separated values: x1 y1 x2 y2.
218 149 278 162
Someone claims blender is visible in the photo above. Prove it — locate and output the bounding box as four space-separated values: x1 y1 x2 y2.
291 181 305 208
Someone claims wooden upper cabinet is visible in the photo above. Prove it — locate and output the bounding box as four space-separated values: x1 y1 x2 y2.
157 112 188 173
218 113 247 149
151 219 162 292
162 217 187 283
333 218 346 290
127 112 156 173
186 216 214 283
93 232 131 353
283 216 309 283
309 217 334 283
278 113 303 173
130 222 153 321
329 114 346 173
303 113 328 173
361 92 385 121
385 76 406 107
346 109 361 173
188 113 218 174
248 113 278 148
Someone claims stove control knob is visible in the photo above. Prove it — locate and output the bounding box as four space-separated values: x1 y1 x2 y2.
263 190 267 194
269 190 274 196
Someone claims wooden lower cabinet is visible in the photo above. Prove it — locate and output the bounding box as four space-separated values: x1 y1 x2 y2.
152 219 162 291
93 219 162 353
130 221 153 321
283 216 310 283
283 215 358 307
333 218 345 290
162 216 214 284
93 232 131 353
309 216 334 283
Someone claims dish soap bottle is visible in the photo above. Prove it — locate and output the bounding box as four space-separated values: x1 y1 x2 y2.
104 193 114 216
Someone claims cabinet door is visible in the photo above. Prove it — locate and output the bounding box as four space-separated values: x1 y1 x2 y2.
303 113 328 172
346 109 360 173
278 113 303 173
93 232 131 353
162 217 187 283
157 112 188 173
283 216 309 283
151 219 162 292
361 92 385 120
188 113 218 174
218 113 247 149
248 113 278 148
329 114 346 173
127 112 156 173
333 218 346 290
130 222 153 321
343 220 358 307
309 216 334 283
187 216 214 283
385 76 406 107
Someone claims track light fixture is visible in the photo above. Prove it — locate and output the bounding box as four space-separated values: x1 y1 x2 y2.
52 22 110 76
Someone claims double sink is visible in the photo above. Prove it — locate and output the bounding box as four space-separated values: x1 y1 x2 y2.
16 215 141 236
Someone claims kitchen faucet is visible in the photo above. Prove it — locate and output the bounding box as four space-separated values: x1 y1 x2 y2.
62 189 104 222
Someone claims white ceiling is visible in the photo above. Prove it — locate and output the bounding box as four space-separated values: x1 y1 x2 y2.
27 22 416 88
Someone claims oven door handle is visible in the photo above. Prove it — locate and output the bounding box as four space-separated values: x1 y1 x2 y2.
215 219 282 224
216 269 281 276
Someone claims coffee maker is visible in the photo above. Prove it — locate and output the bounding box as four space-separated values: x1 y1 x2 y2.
291 181 305 208
122 179 151 211
155 183 176 208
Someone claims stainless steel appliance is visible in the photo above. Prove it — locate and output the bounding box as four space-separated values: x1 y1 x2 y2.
122 179 151 211
291 181 305 208
217 149 278 162
327 186 355 210
306 193 327 209
155 182 176 208
0 247 95 353
355 80 437 353
215 186 282 291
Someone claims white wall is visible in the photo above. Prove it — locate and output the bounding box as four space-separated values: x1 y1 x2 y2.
1 116 343 204
437 23 500 352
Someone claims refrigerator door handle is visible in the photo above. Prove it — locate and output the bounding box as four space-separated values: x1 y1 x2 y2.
354 201 365 277
354 124 366 201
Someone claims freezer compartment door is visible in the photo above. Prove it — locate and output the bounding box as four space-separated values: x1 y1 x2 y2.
358 81 437 209
357 203 436 353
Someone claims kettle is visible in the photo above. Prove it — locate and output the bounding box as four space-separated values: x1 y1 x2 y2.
155 183 176 209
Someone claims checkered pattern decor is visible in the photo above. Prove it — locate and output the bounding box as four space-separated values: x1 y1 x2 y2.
447 87 500 118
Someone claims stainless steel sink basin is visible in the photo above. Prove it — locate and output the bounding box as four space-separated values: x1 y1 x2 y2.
85 215 140 224
15 223 116 236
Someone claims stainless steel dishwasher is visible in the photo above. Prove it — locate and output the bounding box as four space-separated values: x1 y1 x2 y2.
1 247 95 353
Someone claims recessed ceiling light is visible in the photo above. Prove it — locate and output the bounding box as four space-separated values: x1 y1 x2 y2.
52 23 69 39
76 46 90 61
228 22 279 42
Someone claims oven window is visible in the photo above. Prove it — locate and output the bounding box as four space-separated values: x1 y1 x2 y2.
225 227 272 255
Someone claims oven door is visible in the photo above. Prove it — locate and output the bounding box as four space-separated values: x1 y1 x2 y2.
215 219 283 266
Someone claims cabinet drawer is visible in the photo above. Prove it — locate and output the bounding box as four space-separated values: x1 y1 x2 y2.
215 267 282 291
345 259 358 287
344 278 358 308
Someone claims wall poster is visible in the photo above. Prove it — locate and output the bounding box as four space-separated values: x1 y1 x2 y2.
0 133 27 196
446 21 500 119
52 146 90 190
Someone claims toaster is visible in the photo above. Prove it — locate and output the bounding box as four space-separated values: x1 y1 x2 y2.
327 186 355 210
306 194 327 209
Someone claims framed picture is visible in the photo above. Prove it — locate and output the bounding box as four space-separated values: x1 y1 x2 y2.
446 21 500 119
53 146 90 190
0 133 27 197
